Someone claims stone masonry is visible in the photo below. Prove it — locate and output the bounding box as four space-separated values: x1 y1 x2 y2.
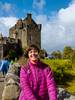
9 13 41 49
0 13 41 59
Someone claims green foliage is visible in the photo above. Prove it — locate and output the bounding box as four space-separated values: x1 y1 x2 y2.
42 59 75 94
49 46 75 63
8 49 17 60
51 50 62 59
39 49 47 58
71 50 75 63
63 46 73 59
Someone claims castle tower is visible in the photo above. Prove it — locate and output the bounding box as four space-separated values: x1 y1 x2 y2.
9 13 41 49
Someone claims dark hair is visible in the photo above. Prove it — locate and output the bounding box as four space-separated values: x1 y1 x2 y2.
24 44 40 58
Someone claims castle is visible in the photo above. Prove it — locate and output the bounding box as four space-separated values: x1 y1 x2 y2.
0 13 41 59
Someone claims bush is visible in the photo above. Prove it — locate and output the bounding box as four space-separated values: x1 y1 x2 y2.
8 49 17 60
42 59 73 85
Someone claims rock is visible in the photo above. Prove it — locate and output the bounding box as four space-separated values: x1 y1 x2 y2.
69 95 75 100
58 87 75 100
2 63 21 100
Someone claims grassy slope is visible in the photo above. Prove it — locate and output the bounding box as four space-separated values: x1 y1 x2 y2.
42 59 75 95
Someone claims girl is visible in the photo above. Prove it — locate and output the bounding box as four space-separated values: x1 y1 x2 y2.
19 44 57 100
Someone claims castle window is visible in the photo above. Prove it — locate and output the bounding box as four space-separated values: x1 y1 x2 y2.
13 34 16 39
27 25 32 30
29 34 33 43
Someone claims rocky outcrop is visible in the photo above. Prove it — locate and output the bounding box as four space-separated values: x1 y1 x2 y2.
58 87 75 100
2 63 20 100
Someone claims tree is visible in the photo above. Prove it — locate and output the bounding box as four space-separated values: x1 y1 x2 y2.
71 49 75 63
51 50 62 59
39 49 47 59
63 46 73 59
8 49 17 60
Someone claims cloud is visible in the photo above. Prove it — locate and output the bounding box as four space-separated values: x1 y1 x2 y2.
0 2 12 13
1 3 12 12
35 1 75 52
58 3 75 23
0 2 17 16
33 0 45 11
0 17 18 36
0 0 75 53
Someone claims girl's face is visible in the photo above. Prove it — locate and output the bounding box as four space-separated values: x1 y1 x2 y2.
28 49 39 63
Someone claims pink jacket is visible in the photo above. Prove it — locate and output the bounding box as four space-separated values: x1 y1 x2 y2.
19 61 57 100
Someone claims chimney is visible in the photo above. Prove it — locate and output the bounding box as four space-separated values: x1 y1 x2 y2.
27 13 32 24
27 13 32 19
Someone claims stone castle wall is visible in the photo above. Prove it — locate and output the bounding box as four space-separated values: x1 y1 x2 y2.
0 13 41 59
9 13 41 49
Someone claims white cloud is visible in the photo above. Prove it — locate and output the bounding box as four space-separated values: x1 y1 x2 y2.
35 1 75 52
0 17 18 36
58 3 75 23
70 0 75 4
0 2 12 13
0 2 17 16
0 0 75 52
33 0 45 11
2 3 12 12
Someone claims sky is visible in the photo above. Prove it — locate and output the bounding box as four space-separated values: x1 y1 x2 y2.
0 0 75 53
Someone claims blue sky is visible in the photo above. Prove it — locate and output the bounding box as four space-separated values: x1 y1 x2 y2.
0 0 75 53
0 0 71 17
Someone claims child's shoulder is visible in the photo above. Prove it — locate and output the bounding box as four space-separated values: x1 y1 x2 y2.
40 61 50 69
